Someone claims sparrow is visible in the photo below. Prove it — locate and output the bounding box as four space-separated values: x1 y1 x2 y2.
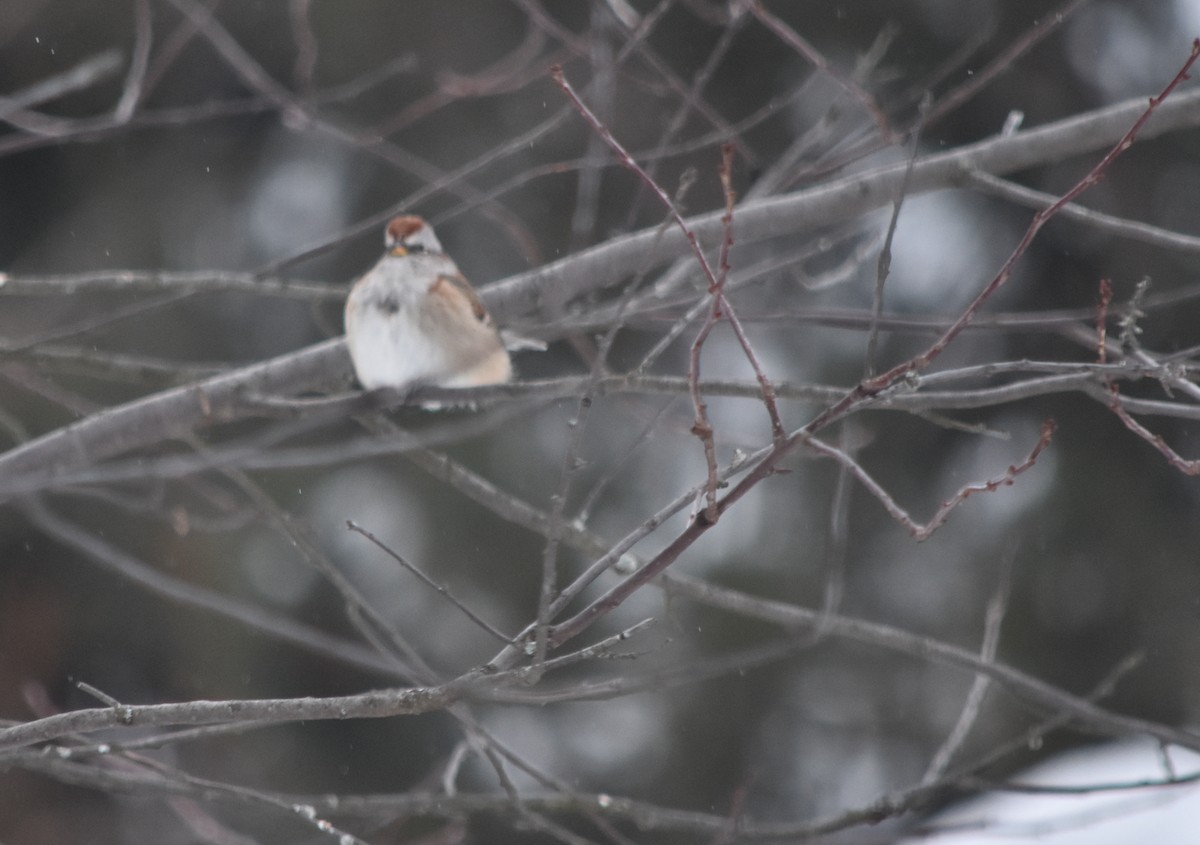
344 215 513 390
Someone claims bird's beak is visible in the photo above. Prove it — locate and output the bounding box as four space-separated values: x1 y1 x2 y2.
388 245 409 257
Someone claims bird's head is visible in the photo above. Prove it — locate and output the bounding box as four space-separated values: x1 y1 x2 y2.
385 215 443 256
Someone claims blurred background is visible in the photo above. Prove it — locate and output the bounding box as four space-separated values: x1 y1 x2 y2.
3 1 1200 843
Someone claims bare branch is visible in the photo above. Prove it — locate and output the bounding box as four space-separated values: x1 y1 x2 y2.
662 573 1200 754
0 682 458 753
967 170 1200 256
0 51 123 120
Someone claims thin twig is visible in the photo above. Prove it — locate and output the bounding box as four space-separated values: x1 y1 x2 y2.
866 94 927 375
1096 277 1113 364
918 0 1092 129
745 0 894 140
923 549 1015 784
347 520 515 644
685 146 738 521
623 3 749 228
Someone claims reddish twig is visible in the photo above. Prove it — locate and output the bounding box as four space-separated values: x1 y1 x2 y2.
804 421 1057 541
687 146 737 521
1105 385 1200 475
688 345 721 523
897 422 1056 542
554 68 786 521
701 221 787 454
715 143 737 295
1096 277 1113 363
551 66 721 304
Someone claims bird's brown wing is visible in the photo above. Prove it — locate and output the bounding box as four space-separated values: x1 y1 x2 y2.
430 273 492 325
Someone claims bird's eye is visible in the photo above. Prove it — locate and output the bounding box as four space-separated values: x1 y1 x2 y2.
406 242 426 254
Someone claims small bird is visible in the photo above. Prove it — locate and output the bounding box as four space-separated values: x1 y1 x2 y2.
344 215 513 390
